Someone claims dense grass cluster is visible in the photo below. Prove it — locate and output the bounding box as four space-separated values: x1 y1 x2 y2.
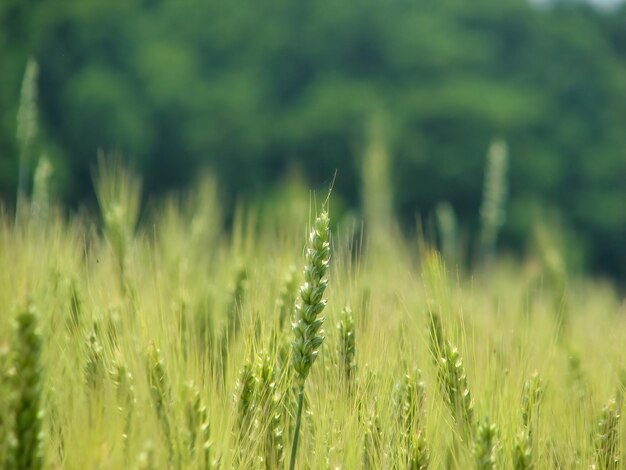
0 165 625 469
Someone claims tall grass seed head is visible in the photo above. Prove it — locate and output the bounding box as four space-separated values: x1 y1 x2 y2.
12 305 44 470
338 306 356 382
474 418 500 470
292 211 331 384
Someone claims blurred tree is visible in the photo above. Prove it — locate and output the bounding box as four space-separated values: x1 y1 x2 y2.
0 0 624 278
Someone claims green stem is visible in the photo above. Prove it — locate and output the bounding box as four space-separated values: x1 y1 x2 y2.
289 385 305 470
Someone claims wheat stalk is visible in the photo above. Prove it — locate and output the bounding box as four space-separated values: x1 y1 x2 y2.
479 139 508 265
146 343 178 467
429 313 474 440
594 398 620 470
289 208 331 470
11 304 44 470
393 368 429 468
16 58 39 218
277 265 298 331
111 353 135 461
363 398 383 469
473 418 500 470
0 343 12 468
338 305 357 386
220 266 248 381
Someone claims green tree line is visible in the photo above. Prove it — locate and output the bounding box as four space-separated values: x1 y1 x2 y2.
0 0 625 278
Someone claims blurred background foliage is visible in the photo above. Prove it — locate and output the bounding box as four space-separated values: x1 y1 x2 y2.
0 0 625 279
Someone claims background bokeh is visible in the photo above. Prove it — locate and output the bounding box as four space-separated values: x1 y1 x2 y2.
0 0 625 279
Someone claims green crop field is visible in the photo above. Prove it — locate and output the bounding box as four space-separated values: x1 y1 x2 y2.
3 3 626 468
0 159 624 469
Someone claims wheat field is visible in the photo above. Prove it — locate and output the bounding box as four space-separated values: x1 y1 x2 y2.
0 162 624 470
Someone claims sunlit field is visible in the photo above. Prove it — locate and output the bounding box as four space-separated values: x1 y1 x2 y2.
0 160 624 470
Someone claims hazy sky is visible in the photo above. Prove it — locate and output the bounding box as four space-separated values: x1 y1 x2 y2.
534 0 624 9
577 0 622 8
590 0 623 6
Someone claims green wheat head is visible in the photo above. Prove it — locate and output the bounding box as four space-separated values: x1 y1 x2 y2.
594 398 620 470
0 343 11 468
16 57 39 215
235 360 256 435
146 343 177 466
473 418 500 470
292 210 331 386
512 373 542 469
220 266 248 378
31 155 53 221
254 352 283 468
362 399 383 469
479 139 508 263
277 265 298 331
338 305 357 384
394 368 429 468
428 313 474 439
94 155 142 289
289 208 331 470
183 381 213 468
84 329 105 396
11 304 44 470
111 354 135 460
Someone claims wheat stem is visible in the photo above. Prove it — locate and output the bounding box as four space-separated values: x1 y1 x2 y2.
289 387 304 470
